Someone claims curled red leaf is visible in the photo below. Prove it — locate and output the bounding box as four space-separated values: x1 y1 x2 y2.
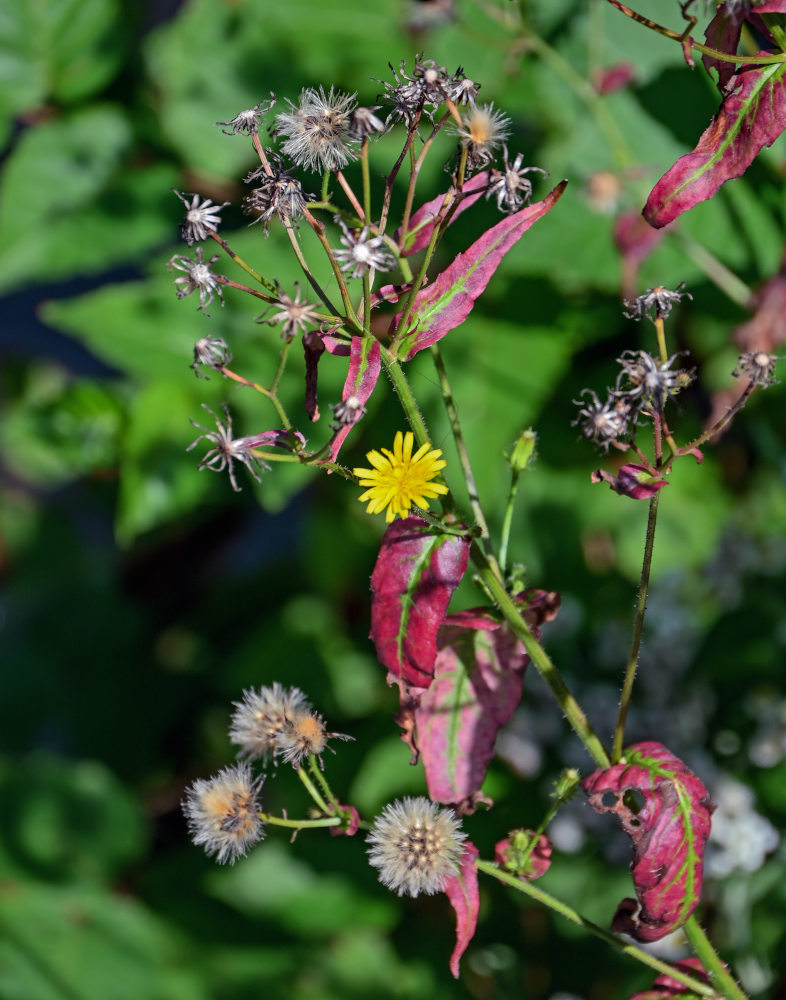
327 336 380 462
369 517 470 689
583 742 715 942
444 841 480 979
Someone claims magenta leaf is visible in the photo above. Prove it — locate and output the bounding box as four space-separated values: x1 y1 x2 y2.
628 958 717 1000
302 330 325 421
444 841 479 979
583 742 715 942
246 428 306 450
394 180 568 360
329 804 361 837
397 172 491 256
369 517 470 689
644 58 786 228
415 591 560 810
327 336 381 462
591 464 669 500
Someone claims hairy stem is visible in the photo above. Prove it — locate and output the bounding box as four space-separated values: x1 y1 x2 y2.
684 917 749 1000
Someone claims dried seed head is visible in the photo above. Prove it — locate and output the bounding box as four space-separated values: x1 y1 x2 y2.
334 219 396 279
229 683 311 761
455 102 511 170
243 160 313 233
173 190 230 245
275 86 358 173
167 247 224 315
486 146 547 213
348 106 386 140
624 283 692 322
573 389 631 451
330 394 366 429
182 763 264 864
615 350 694 411
216 96 276 135
366 797 466 897
260 285 320 341
732 350 783 387
191 335 232 378
186 403 270 492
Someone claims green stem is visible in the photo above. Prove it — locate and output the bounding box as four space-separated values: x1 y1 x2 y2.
261 813 342 829
219 368 292 430
297 765 330 813
361 138 372 224
499 467 520 576
684 917 749 1000
308 756 339 809
476 552 610 768
612 490 660 763
271 336 292 394
209 232 278 293
476 861 718 997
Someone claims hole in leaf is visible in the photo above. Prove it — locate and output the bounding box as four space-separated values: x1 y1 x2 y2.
623 789 645 814
601 791 619 809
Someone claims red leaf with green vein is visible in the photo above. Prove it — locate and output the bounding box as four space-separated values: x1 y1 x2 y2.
443 841 479 979
415 591 560 811
369 516 470 689
394 180 567 359
583 742 715 942
644 57 786 228
396 172 490 256
327 336 380 461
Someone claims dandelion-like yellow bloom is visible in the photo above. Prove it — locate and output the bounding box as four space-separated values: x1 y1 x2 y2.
354 431 448 522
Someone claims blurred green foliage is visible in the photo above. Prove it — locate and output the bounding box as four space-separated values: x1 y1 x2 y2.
1 0 786 998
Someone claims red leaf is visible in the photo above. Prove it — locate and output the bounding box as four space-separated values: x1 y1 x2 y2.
327 336 381 462
415 591 560 811
395 180 568 359
644 58 786 228
591 464 669 500
246 428 306 450
628 958 717 1000
397 172 491 256
444 841 480 979
329 804 361 837
594 63 635 95
369 517 470 689
583 742 715 942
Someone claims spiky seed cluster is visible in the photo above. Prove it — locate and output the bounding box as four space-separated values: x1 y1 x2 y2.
624 283 692 322
186 403 270 492
615 350 693 411
230 683 337 768
456 103 511 171
243 161 312 233
330 394 366 430
366 797 466 897
573 389 631 451
216 96 276 136
487 147 547 213
334 220 396 278
173 190 230 245
192 334 232 377
733 350 782 387
167 247 224 314
378 58 473 127
275 87 358 173
182 763 264 864
261 285 320 341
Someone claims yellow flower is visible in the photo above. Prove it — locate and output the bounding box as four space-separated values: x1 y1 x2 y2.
354 431 449 522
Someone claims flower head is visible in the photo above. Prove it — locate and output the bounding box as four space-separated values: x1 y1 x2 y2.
243 159 313 233
732 350 783 387
182 763 264 864
275 86 358 173
216 96 276 136
191 334 232 378
455 102 511 170
366 796 466 897
624 283 692 322
573 389 631 451
348 106 386 141
186 403 270 492
334 219 396 279
615 350 693 411
173 190 230 245
330 394 366 430
260 284 320 341
354 431 449 521
486 146 547 214
167 246 224 314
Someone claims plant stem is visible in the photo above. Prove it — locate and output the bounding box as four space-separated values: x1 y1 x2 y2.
476 860 718 997
684 917 749 1000
219 368 292 429
208 232 277 293
476 553 610 768
297 765 330 813
308 756 339 809
499 467 520 576
261 813 342 829
612 490 660 762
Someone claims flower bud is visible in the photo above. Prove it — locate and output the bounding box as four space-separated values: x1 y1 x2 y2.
508 428 537 472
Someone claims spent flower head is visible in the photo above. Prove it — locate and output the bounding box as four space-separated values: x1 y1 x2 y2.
487 146 547 214
260 284 320 341
186 403 270 492
348 106 386 141
732 350 783 387
192 334 232 377
167 246 224 315
615 350 694 411
330 394 366 430
573 389 632 451
455 102 511 170
354 430 449 521
275 86 358 173
243 159 313 233
182 763 264 864
624 283 692 322
216 96 276 135
173 190 230 245
366 796 466 897
334 219 397 279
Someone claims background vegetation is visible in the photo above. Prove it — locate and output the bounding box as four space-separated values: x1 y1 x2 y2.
1 0 785 997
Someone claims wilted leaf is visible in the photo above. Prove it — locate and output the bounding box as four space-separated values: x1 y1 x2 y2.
394 181 568 359
328 336 381 461
644 58 786 228
444 841 479 979
369 517 470 689
583 742 715 942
